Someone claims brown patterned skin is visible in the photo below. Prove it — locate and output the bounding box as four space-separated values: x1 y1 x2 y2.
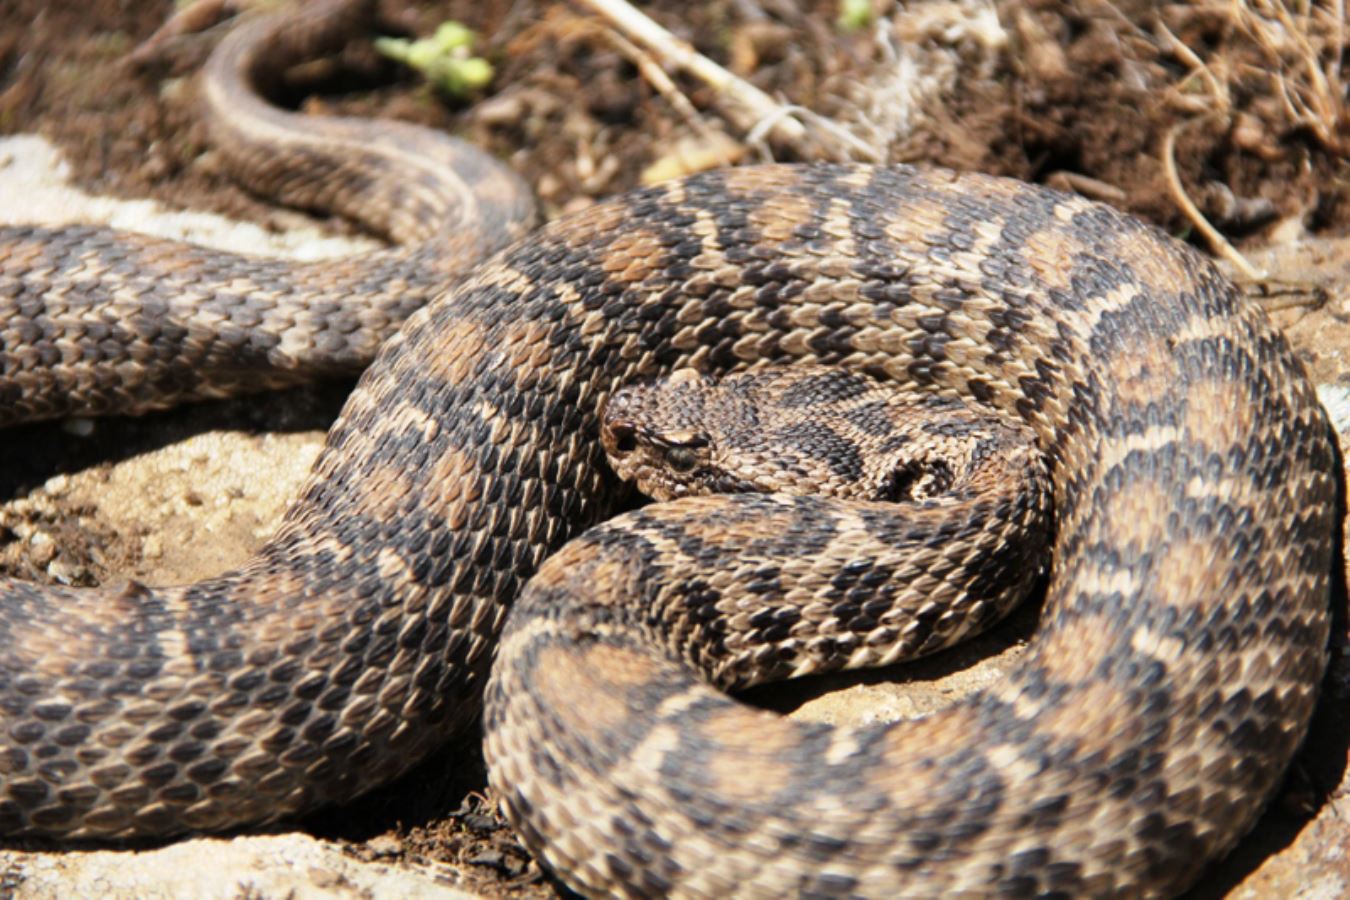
481 167 1336 896
0 1 1337 897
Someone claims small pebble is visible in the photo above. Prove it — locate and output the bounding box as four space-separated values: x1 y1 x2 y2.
365 834 401 856
1315 385 1350 437
62 418 95 437
308 867 339 888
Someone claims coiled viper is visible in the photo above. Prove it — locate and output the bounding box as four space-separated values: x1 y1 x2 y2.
0 0 1336 896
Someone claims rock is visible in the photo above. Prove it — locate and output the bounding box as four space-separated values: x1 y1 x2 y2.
0 834 474 899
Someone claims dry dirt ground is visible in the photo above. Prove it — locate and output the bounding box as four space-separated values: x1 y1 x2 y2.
0 0 1349 897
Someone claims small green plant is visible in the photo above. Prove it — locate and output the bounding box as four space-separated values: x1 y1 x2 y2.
837 0 873 32
374 21 493 99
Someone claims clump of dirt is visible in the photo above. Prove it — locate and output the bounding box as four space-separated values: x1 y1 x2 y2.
312 738 553 896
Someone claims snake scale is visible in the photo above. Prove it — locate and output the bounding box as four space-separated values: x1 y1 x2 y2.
0 0 1337 896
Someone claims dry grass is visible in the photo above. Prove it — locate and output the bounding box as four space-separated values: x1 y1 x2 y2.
1231 0 1346 154
1098 0 1347 272
1100 0 1345 154
831 0 1008 162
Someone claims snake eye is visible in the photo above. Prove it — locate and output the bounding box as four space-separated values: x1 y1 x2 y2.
663 434 707 472
665 446 700 472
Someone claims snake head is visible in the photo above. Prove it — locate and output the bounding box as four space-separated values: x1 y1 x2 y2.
602 370 729 500
607 388 723 499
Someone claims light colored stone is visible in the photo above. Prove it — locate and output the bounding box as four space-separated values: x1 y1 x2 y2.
1 833 475 899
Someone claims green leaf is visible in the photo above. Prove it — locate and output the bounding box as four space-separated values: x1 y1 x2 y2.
373 22 494 99
837 0 873 32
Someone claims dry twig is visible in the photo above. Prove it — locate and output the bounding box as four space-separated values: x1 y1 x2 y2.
572 0 878 161
1160 120 1264 280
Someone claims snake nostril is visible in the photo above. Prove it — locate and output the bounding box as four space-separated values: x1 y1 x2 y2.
607 420 638 454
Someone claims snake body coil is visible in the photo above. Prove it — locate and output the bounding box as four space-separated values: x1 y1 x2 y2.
0 1 1336 896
